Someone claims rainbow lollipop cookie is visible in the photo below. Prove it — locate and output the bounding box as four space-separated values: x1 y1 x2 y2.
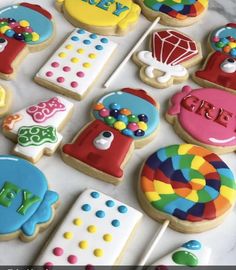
139 144 236 233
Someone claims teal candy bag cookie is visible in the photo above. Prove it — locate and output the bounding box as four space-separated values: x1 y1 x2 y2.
0 155 59 242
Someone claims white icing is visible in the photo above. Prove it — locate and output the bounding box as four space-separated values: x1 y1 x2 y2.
137 51 187 84
150 241 211 266
36 29 117 99
220 58 236 73
209 136 236 144
35 189 143 266
93 131 114 150
4 96 73 161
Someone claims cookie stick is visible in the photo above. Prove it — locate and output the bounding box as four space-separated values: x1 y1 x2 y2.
104 17 160 88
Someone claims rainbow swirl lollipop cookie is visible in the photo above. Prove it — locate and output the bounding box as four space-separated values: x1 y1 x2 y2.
139 144 236 233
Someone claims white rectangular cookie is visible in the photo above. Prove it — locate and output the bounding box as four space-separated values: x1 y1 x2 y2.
35 28 117 100
35 189 142 266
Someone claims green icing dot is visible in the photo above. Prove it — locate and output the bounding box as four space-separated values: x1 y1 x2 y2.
172 250 198 266
216 41 225 48
0 22 8 27
104 116 116 126
23 32 32 42
128 115 139 123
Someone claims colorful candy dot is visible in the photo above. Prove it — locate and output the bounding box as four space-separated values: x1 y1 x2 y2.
223 46 231 53
65 44 73 50
138 114 148 123
77 29 85 34
229 42 236 48
23 32 32 42
134 129 145 137
79 240 88 249
67 255 78 264
99 108 110 117
96 210 105 218
71 57 79 63
89 53 96 59
7 18 16 23
93 103 104 110
59 52 67 58
31 32 39 42
91 191 100 198
63 66 71 72
212 36 220 43
71 36 79 41
111 219 120 227
128 115 139 123
87 225 97 233
114 121 126 131
73 218 82 226
106 200 115 207
127 122 138 131
77 71 85 77
83 39 91 45
51 62 59 68
103 234 112 242
220 37 229 45
44 262 53 268
14 33 24 41
94 249 104 257
95 45 103 50
46 71 53 77
138 121 148 131
53 247 64 256
5 29 14 37
82 204 91 211
122 128 134 137
120 108 131 116
24 26 33 33
71 81 78 88
104 116 116 126
90 34 97 39
101 38 108 43
110 103 121 110
117 114 128 124
118 205 128 213
77 48 84 54
216 41 225 48
57 77 65 83
230 48 236 57
19 20 29 27
110 109 120 118
83 62 91 68
63 232 73 239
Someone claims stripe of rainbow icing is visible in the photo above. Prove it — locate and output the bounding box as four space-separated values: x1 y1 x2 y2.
141 144 236 222
143 0 208 20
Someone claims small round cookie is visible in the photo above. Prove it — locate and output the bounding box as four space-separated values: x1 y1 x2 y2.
0 85 12 117
56 0 141 36
135 0 208 26
139 144 236 233
0 155 59 242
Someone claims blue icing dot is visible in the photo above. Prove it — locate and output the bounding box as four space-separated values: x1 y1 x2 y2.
110 103 121 110
220 37 229 45
134 129 145 137
111 219 120 227
106 200 115 207
117 114 128 124
77 29 86 34
118 205 128 214
95 45 103 50
5 29 15 38
71 36 79 41
83 39 91 45
90 34 97 39
110 109 120 118
122 128 133 137
182 240 202 250
230 48 236 57
90 191 100 199
96 210 105 218
82 204 91 211
101 38 109 44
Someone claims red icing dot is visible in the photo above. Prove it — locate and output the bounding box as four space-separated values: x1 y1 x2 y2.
67 255 77 264
44 262 53 269
9 22 19 28
57 77 65 83
14 25 24 34
46 71 53 77
51 62 59 68
63 66 71 72
24 26 33 33
53 247 64 256
86 264 94 270
71 81 78 88
212 36 220 43
76 71 85 78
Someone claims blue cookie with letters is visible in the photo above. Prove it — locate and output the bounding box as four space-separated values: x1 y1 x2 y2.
0 155 59 241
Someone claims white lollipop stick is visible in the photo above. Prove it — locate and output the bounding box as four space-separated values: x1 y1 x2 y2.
138 220 170 266
104 17 160 88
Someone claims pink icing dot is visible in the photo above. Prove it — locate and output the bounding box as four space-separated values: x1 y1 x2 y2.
212 36 220 43
86 264 94 270
46 71 53 77
63 66 71 72
53 247 64 256
99 108 110 117
9 22 19 28
128 122 139 131
71 81 78 88
76 71 85 78
51 62 59 68
24 26 33 33
44 262 53 269
67 255 77 264
57 77 65 83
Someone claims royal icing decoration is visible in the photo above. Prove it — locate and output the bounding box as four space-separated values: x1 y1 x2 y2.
195 23 236 92
0 3 54 79
62 88 160 183
167 86 236 153
138 0 208 25
0 85 11 117
134 30 201 88
35 28 117 100
140 144 236 232
149 240 211 267
2 97 73 163
0 155 59 241
56 0 141 35
35 189 142 265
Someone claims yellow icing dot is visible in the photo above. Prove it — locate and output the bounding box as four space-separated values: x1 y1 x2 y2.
89 53 96 59
0 26 10 34
19 20 30 27
73 218 82 226
77 48 84 54
63 232 73 239
65 44 73 50
103 234 112 242
114 121 126 131
87 225 97 233
138 121 147 131
0 87 6 107
71 57 79 63
31 32 40 42
229 42 236 49
79 240 88 249
59 52 67 58
94 248 104 257
83 62 91 68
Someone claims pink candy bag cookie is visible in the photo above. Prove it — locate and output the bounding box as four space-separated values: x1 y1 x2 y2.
166 85 236 154
0 85 11 117
133 29 202 89
0 3 54 80
2 96 74 163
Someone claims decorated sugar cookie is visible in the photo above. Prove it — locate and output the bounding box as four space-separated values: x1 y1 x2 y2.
0 85 11 117
149 240 211 267
139 144 236 233
56 0 141 36
62 88 160 184
194 23 236 93
136 0 208 26
166 86 236 154
133 30 202 88
35 29 117 100
0 3 54 80
2 96 74 163
0 155 59 241
35 189 142 266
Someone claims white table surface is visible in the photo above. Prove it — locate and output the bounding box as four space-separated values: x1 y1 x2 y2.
0 0 236 266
